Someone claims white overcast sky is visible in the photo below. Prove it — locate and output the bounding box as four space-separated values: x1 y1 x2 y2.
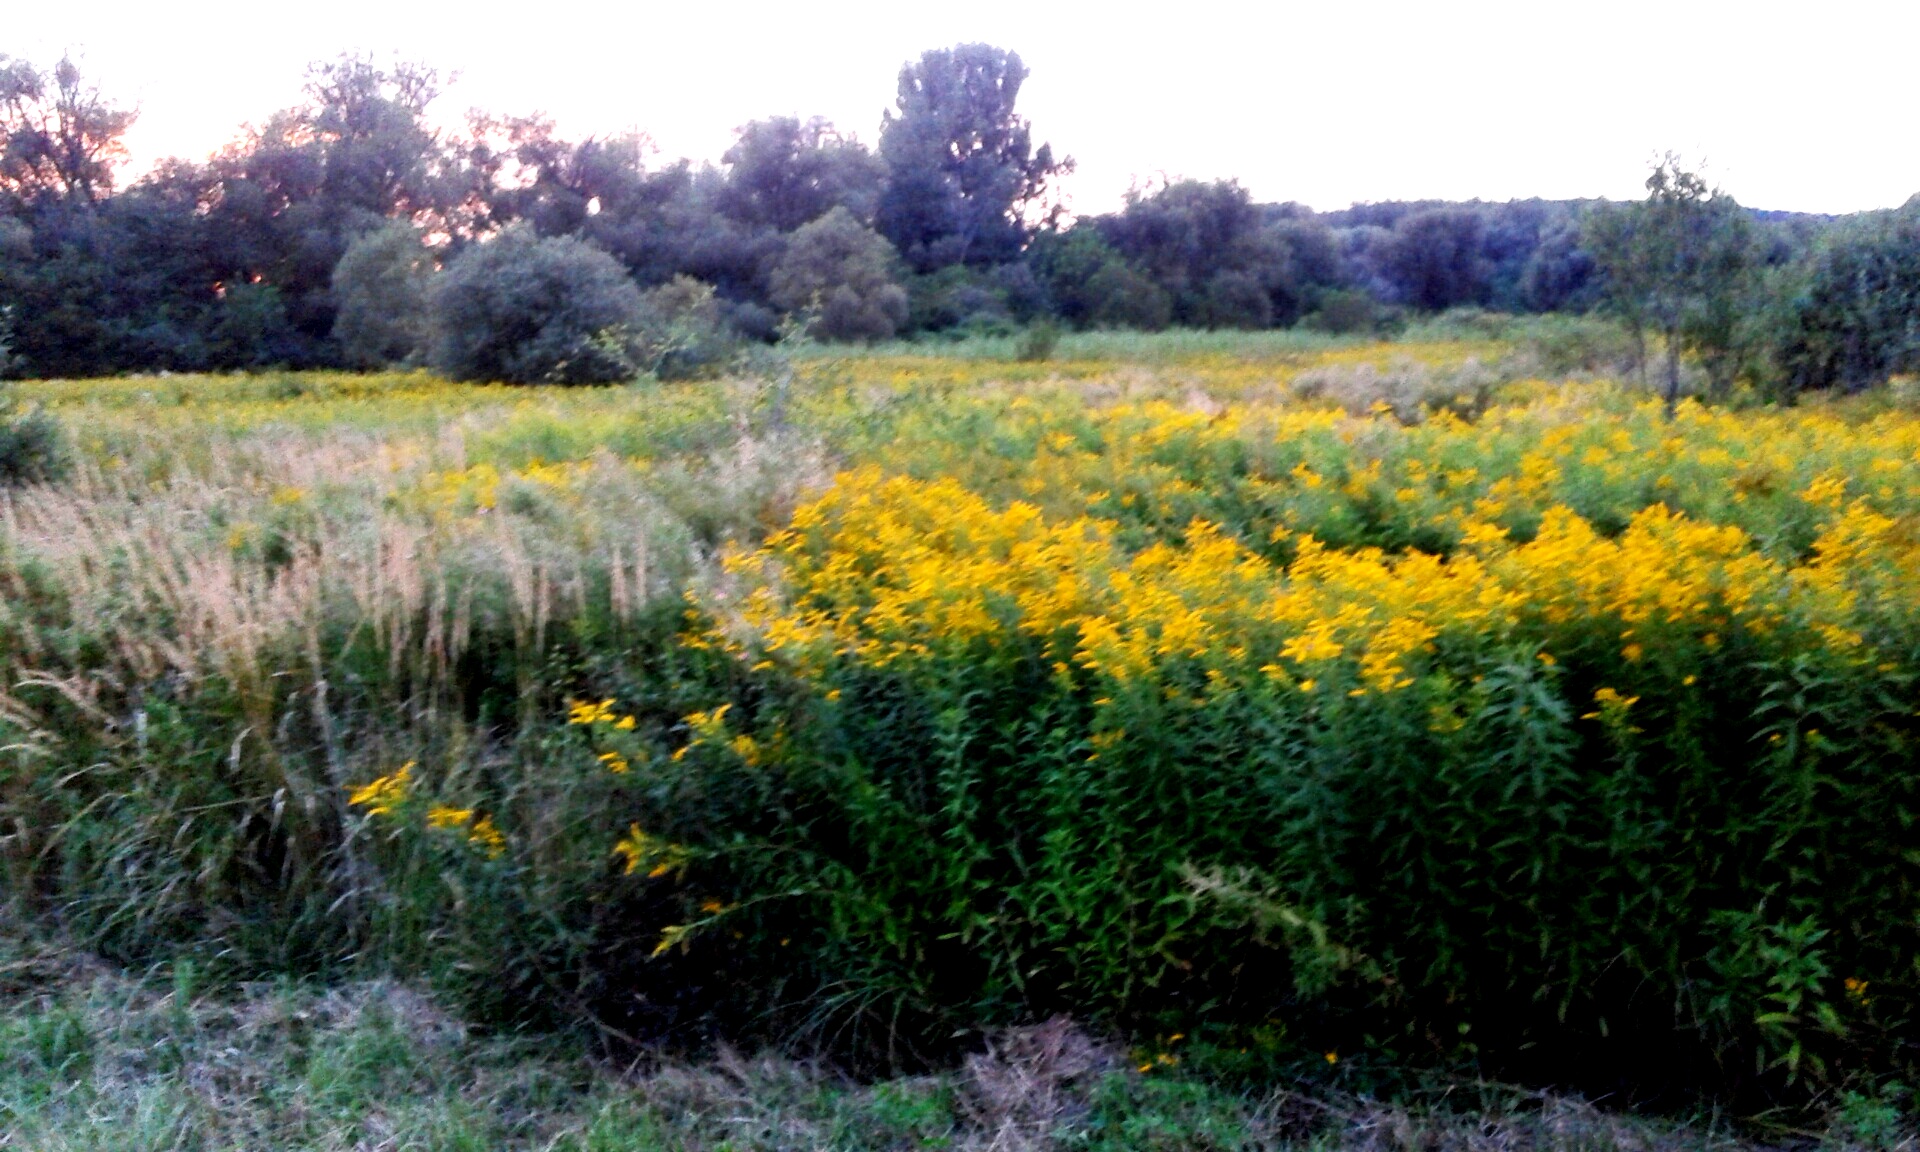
9 0 1916 216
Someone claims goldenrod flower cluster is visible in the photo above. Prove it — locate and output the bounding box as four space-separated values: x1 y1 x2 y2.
613 824 690 879
346 763 414 817
347 762 504 857
726 455 1909 709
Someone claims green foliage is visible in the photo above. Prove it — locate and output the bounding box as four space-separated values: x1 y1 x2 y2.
1301 289 1379 335
1199 270 1273 329
638 275 739 380
1585 158 1758 406
1384 207 1489 311
607 605 1914 1089
0 381 66 483
875 43 1068 271
1827 1084 1915 1150
1094 180 1297 327
905 264 1017 335
430 228 651 384
331 221 435 368
1025 228 1118 329
1084 260 1173 331
719 116 886 232
0 300 16 378
1016 320 1060 362
1772 203 1920 394
770 207 910 343
1066 1074 1256 1151
211 282 299 368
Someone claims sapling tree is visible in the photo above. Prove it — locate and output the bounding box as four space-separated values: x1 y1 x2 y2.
1586 157 1756 410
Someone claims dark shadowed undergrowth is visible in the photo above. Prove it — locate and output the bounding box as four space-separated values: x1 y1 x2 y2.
6 924 1893 1152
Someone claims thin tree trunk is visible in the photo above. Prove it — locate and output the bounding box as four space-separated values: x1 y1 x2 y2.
1663 327 1682 417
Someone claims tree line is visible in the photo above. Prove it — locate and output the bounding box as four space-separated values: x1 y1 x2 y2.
1 46 1915 393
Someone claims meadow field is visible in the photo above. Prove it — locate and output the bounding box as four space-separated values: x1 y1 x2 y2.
3 328 1918 1149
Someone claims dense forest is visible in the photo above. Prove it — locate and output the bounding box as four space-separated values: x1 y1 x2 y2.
1 46 1914 394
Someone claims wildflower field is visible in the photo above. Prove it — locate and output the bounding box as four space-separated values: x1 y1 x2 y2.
3 331 1919 1138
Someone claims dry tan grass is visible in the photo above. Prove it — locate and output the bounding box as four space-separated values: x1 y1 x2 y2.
0 419 748 745
958 1016 1123 1151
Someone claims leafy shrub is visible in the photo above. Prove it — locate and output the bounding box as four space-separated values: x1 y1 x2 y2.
209 283 300 369
637 276 738 380
904 265 1014 336
1084 261 1172 331
1016 320 1060 363
722 299 782 344
1197 270 1273 330
429 227 650 384
1826 1084 1915 1150
1301 289 1379 335
988 260 1052 323
769 207 909 343
1027 229 1123 330
332 222 435 368
0 385 68 484
1772 205 1920 393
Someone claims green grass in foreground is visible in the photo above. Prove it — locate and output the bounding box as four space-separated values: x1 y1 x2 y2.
2 928 1907 1151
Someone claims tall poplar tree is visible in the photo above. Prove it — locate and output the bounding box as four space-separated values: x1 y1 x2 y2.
875 44 1069 272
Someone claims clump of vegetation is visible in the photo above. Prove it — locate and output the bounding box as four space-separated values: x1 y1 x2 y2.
1016 319 1060 362
331 220 436 369
769 206 910 343
1287 354 1500 419
429 227 658 384
1774 203 1920 394
0 301 17 377
640 274 742 380
1301 289 1381 335
427 230 738 384
0 380 66 484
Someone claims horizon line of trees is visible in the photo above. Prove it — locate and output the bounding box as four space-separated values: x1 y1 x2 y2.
2 47 1916 394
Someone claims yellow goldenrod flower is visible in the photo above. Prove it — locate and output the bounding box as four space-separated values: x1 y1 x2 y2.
467 816 505 858
613 824 690 879
346 763 414 817
567 698 617 726
652 923 695 957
